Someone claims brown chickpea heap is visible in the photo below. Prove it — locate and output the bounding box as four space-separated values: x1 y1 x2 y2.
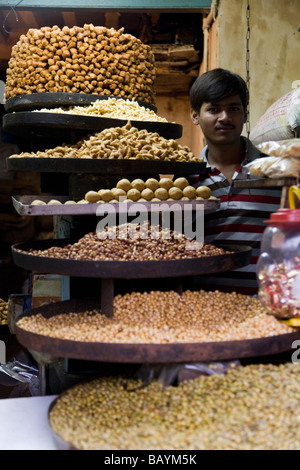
17 224 231 262
9 122 198 162
5 24 156 104
48 362 300 450
17 290 292 344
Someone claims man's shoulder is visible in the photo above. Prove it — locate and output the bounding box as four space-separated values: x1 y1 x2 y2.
199 145 208 159
244 137 266 161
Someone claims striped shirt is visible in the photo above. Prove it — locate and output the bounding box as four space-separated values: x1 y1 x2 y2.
190 138 281 295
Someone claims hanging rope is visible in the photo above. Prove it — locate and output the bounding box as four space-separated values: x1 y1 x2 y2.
245 0 251 139
3 1 23 34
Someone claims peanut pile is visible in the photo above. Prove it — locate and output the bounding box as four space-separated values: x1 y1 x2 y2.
16 290 292 344
9 122 198 161
18 225 230 262
49 362 300 450
5 24 156 104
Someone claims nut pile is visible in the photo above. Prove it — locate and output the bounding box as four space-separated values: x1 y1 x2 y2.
84 177 213 203
18 225 231 262
9 122 198 161
0 299 8 325
33 97 167 122
5 24 156 104
16 290 293 343
49 362 300 450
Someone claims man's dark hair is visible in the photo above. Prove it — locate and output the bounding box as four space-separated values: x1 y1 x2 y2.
189 68 248 114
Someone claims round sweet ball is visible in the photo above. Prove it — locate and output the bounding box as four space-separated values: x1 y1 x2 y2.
196 185 211 199
154 188 169 200
126 188 141 201
141 188 154 201
111 187 127 201
159 178 174 190
48 199 63 205
173 177 189 190
182 186 197 199
64 200 77 205
168 186 183 200
101 190 115 202
145 178 159 191
131 179 146 192
30 199 46 206
117 179 132 192
85 191 101 203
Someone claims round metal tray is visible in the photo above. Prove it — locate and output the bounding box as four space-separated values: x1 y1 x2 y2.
3 111 182 140
7 156 206 175
15 298 300 363
11 240 252 279
4 92 157 113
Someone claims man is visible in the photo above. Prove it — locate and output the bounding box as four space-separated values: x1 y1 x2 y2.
189 68 281 295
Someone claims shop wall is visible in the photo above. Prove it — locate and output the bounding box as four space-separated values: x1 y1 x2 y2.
156 0 299 157
217 0 299 135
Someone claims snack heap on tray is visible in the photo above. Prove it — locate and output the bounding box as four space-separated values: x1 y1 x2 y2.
5 24 156 105
9 122 198 161
32 97 167 122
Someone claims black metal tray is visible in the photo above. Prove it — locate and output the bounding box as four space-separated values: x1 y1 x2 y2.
12 195 220 216
7 157 206 175
11 240 252 280
3 111 182 140
4 92 157 113
15 297 300 364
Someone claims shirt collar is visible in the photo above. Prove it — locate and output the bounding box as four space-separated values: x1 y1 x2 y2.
200 137 262 169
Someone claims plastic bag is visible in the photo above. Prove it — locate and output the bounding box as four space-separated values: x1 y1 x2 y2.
250 88 300 145
0 351 39 396
247 156 300 178
258 139 300 158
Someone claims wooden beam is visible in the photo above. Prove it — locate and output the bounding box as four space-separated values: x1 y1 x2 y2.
61 11 77 27
20 10 40 29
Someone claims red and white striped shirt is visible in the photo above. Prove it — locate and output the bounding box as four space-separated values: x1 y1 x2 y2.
190 138 281 295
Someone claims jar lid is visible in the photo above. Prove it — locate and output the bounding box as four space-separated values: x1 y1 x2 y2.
265 209 300 225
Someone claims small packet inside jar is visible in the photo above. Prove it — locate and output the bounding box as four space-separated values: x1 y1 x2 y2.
258 260 300 319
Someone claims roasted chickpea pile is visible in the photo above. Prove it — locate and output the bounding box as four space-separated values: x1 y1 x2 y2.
33 97 167 122
5 24 156 104
9 122 198 161
16 290 292 344
0 299 8 325
49 362 300 450
18 224 231 262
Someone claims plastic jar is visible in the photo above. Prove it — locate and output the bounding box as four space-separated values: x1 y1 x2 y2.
257 209 300 319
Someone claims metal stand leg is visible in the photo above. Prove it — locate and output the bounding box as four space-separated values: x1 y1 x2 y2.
101 278 114 318
173 277 183 294
38 363 48 396
29 350 55 396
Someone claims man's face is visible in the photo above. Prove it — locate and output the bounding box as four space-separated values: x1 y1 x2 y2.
191 94 247 145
